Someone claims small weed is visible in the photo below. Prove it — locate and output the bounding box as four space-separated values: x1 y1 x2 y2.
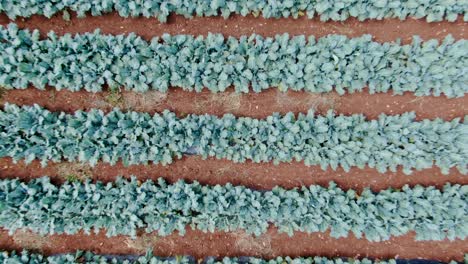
124 234 159 252
65 174 81 182
62 10 71 21
48 89 56 103
57 163 92 182
105 89 124 107
0 87 6 100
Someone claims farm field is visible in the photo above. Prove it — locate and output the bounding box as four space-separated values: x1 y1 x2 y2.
0 1 466 263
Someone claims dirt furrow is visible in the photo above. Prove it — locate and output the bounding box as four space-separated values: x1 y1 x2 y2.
0 13 465 43
0 229 466 262
1 157 466 191
2 88 467 121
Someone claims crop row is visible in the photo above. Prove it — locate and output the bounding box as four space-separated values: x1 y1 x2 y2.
2 251 468 264
0 250 190 264
1 176 467 241
0 0 466 22
1 24 467 97
1 104 466 174
1 250 422 264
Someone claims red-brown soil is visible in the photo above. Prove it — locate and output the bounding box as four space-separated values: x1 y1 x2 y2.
0 229 466 262
2 88 467 121
0 13 465 43
1 157 466 192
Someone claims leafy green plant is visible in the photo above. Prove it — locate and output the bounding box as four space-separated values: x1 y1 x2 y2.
0 177 466 241
0 0 465 22
0 104 466 174
105 89 124 107
64 174 81 182
1 24 467 97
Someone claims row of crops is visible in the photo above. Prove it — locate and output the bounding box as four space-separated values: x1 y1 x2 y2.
1 24 466 96
0 0 466 22
1 104 466 172
8 250 460 264
0 0 466 263
1 177 466 240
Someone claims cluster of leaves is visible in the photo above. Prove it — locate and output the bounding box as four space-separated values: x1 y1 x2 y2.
0 0 466 22
1 104 467 174
1 24 467 97
0 176 466 241
0 250 190 264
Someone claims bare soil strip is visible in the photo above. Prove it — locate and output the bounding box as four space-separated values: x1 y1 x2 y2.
0 228 466 262
0 13 465 43
2 88 467 121
1 157 466 191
